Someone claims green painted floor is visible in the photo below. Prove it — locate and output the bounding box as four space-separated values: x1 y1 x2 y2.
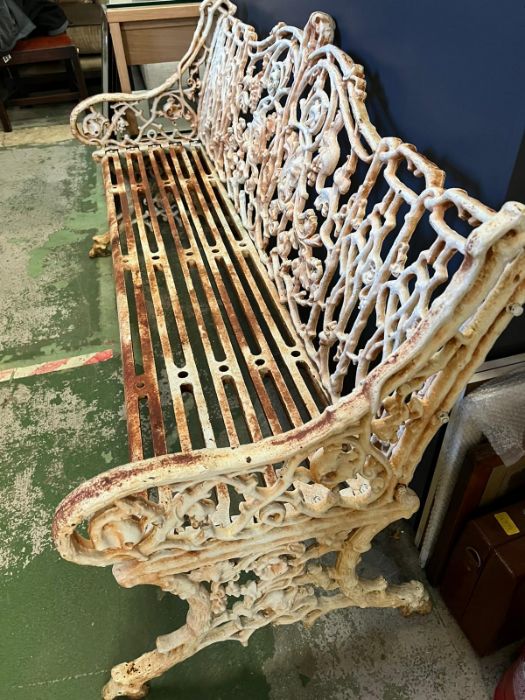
0 108 517 699
0 140 117 368
0 360 273 699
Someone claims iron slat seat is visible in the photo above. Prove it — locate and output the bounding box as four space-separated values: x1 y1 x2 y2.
104 144 328 466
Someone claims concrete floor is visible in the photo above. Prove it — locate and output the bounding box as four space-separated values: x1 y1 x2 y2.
0 106 516 699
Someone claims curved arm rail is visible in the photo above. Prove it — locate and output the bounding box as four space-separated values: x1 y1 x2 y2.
69 78 196 151
69 0 238 150
52 396 369 568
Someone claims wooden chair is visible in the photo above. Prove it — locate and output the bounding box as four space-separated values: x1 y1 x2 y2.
0 33 88 132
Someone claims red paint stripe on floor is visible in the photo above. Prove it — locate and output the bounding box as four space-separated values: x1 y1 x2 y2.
33 358 69 375
0 348 114 383
83 349 113 365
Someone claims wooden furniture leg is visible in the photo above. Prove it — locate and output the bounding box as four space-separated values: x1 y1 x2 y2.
108 21 132 92
68 46 89 100
106 21 138 134
0 97 12 132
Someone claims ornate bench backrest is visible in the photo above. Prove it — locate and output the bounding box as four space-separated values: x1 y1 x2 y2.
197 3 525 410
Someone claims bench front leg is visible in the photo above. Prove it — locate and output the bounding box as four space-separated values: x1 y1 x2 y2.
335 486 431 615
102 575 212 699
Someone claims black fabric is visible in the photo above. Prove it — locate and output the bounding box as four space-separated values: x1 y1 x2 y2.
14 0 67 36
0 0 68 56
0 0 34 54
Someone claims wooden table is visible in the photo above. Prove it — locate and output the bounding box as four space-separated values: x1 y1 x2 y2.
104 1 201 93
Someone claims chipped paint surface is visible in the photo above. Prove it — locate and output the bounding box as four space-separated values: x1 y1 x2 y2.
262 529 510 700
0 124 72 148
0 140 118 369
0 374 122 575
0 348 113 383
0 465 48 573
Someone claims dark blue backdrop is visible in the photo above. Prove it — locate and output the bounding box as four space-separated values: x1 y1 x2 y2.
237 0 525 208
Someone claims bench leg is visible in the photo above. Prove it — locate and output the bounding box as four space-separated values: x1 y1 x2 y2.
335 486 431 616
102 575 212 699
68 46 89 101
89 231 111 258
90 206 135 257
102 646 191 699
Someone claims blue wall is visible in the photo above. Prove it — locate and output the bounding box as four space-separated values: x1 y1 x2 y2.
237 0 525 209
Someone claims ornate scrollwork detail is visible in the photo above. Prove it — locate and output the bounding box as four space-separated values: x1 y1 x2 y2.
82 110 110 139
308 432 390 507
70 0 237 149
371 384 426 443
88 496 164 558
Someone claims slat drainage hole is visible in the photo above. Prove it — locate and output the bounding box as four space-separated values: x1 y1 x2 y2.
136 381 145 389
151 255 160 260
291 350 301 357
255 358 265 366
186 251 194 257
178 370 189 379
219 365 229 372
211 247 219 253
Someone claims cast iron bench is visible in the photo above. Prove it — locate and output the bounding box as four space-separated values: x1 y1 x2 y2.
53 1 525 697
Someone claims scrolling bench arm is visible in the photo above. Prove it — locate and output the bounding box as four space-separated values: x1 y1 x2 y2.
69 75 199 152
52 397 379 570
69 0 238 151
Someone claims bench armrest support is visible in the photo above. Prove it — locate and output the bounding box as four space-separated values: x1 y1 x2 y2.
70 0 236 151
69 76 198 151
52 396 372 568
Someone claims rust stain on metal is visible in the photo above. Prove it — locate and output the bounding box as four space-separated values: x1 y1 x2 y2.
55 0 525 697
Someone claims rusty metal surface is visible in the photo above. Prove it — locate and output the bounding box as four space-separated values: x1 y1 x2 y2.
54 2 525 698
105 143 326 466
